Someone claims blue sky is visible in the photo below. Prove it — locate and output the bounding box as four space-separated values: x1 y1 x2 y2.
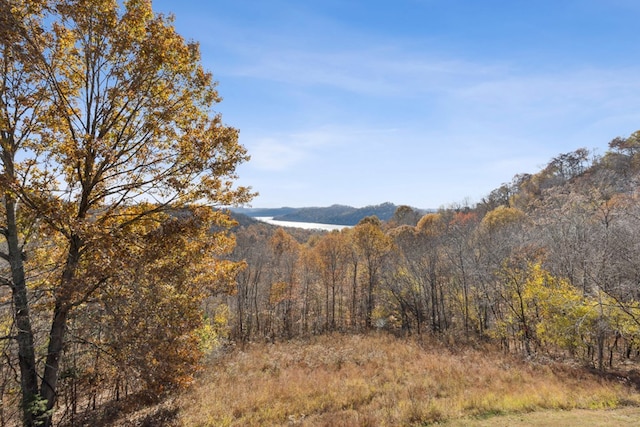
153 0 640 209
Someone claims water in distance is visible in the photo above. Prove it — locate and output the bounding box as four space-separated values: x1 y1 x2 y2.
255 217 351 231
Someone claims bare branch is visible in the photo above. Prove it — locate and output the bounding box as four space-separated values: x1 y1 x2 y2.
0 275 11 287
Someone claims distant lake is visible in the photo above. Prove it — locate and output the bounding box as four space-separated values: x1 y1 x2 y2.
255 217 351 231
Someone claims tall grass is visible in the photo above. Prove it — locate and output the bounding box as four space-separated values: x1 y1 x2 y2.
175 333 640 426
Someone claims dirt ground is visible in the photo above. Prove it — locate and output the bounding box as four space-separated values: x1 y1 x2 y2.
442 406 640 427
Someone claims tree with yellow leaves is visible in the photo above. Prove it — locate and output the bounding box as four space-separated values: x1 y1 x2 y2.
315 230 350 331
0 1 252 425
495 260 601 359
353 216 393 329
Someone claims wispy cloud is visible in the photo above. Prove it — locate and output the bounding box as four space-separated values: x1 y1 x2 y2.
162 0 640 207
229 45 503 98
224 36 640 135
245 125 403 172
454 67 640 112
247 138 309 172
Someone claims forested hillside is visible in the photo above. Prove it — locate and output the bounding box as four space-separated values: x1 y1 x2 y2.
3 1 640 427
225 134 640 372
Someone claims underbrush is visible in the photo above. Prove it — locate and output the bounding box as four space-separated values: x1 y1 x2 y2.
172 333 640 426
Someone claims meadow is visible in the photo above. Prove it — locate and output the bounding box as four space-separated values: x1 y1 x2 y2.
157 333 640 426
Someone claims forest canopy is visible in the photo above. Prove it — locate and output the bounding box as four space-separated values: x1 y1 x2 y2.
227 141 640 376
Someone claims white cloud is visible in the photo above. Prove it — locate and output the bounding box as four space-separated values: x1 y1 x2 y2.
224 37 640 142
229 45 500 98
244 125 404 172
248 138 308 171
454 67 640 111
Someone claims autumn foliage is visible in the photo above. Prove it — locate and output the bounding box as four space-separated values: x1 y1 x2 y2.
1 0 251 425
223 143 640 382
4 1 640 426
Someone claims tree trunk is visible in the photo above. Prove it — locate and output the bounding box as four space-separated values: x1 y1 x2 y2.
429 260 439 333
325 279 330 331
40 236 81 427
6 196 40 427
365 276 374 329
40 303 69 426
351 261 358 329
331 278 336 330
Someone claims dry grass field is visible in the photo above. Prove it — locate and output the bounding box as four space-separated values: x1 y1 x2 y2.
163 333 640 426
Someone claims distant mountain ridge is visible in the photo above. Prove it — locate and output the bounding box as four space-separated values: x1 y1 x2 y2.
231 207 299 218
232 202 407 226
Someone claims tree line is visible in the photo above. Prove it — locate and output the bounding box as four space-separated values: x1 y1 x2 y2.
226 139 640 375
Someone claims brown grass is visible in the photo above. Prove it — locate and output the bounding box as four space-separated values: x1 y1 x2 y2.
172 333 640 426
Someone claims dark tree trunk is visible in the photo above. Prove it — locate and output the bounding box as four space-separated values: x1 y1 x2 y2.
40 304 70 426
6 195 40 427
40 236 81 427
